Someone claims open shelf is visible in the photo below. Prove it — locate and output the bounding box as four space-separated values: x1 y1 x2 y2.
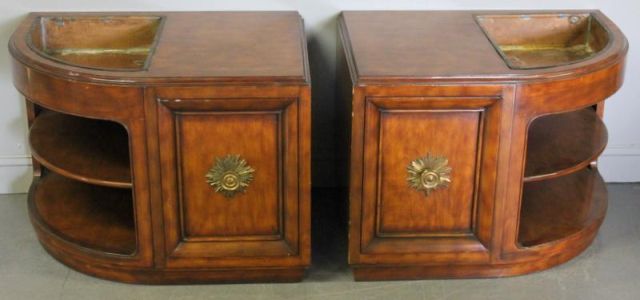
524 107 607 182
518 167 607 247
30 172 136 255
29 111 132 188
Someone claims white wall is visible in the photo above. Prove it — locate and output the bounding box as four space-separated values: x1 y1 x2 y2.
0 1 638 193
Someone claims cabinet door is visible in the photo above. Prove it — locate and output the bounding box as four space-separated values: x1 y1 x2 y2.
157 97 300 268
356 97 501 265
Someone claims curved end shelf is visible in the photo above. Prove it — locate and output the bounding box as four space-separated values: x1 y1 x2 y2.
28 173 308 284
29 173 136 255
29 111 132 188
524 107 607 182
519 167 607 248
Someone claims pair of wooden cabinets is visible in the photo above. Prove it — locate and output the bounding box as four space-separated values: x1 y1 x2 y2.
9 11 627 283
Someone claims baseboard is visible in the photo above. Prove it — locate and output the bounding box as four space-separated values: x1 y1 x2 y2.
0 155 32 167
599 144 640 182
0 146 638 195
0 155 33 194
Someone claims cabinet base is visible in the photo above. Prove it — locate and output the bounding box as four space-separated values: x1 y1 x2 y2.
352 234 597 281
29 178 306 284
42 244 305 284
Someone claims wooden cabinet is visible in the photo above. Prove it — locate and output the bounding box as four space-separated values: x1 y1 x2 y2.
10 12 311 283
338 11 627 280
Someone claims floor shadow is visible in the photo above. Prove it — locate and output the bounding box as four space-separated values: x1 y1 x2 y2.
309 188 349 280
306 14 351 280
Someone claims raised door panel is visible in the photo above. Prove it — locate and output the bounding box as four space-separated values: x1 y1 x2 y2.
178 114 280 238
157 97 299 268
377 112 479 235
358 97 501 264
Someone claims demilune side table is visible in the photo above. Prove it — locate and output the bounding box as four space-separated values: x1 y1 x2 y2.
338 10 627 280
10 11 311 284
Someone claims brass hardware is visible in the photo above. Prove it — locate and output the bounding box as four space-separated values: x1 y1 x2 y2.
569 15 581 24
407 153 451 196
48 47 151 56
206 154 255 198
475 14 607 69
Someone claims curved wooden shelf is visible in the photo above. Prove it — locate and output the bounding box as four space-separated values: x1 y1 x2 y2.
518 167 607 247
29 111 132 188
29 173 136 255
524 108 607 182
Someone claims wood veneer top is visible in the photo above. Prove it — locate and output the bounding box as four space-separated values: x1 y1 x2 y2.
340 11 627 83
10 12 309 85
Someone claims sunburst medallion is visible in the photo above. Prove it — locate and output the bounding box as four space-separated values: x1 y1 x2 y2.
407 153 452 196
206 154 255 198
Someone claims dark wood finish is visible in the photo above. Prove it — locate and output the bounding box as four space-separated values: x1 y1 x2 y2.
339 10 627 280
29 111 131 188
524 107 607 182
30 173 135 254
11 11 311 284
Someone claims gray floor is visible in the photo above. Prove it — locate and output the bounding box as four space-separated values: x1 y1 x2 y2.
1 184 639 300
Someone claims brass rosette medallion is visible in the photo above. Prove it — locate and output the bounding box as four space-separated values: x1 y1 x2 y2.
206 154 255 198
407 153 452 196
